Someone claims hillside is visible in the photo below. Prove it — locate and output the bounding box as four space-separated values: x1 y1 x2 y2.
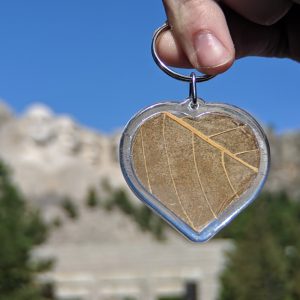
0 102 299 198
0 101 299 244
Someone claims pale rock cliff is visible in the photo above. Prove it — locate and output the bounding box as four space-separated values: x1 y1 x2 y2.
0 101 296 300
0 103 125 201
0 102 299 201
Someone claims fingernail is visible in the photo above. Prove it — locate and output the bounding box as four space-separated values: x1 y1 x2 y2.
193 32 232 69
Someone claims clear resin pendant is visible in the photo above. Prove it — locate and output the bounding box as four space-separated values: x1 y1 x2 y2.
120 98 269 242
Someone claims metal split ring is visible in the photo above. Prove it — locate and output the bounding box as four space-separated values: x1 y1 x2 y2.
189 72 198 107
151 23 216 83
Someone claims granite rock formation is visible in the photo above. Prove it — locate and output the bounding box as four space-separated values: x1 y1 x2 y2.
0 102 298 200
0 102 299 300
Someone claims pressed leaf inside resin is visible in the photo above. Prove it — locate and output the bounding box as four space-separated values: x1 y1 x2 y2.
132 112 260 232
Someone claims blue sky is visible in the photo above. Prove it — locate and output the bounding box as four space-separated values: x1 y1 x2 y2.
0 1 299 133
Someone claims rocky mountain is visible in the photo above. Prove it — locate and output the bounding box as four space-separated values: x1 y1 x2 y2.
0 101 299 300
0 102 124 199
0 102 160 245
0 101 299 199
0 101 299 245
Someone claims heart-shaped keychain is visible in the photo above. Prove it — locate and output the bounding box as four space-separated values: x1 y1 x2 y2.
119 23 270 242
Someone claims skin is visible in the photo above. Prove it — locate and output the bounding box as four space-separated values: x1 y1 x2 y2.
158 0 300 75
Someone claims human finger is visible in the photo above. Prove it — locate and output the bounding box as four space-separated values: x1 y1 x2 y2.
160 0 235 75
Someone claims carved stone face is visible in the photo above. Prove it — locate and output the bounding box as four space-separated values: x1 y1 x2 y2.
55 117 80 154
25 105 55 145
81 133 102 165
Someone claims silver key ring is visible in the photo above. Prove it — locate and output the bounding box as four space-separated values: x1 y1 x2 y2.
151 23 216 83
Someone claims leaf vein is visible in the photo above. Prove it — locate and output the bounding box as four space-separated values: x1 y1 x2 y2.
162 114 194 228
140 126 153 194
209 125 246 138
164 112 258 173
235 149 259 155
192 133 217 219
222 152 239 198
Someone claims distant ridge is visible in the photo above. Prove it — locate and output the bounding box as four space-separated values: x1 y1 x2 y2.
0 102 298 200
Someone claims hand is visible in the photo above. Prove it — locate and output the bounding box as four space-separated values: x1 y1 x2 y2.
158 0 300 75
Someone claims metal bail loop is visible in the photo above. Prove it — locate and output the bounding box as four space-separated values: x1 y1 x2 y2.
189 72 198 108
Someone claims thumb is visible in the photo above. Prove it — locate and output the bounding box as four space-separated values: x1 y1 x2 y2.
160 0 235 75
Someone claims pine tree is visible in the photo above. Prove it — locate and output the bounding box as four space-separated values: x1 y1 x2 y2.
61 197 79 220
111 189 134 216
86 187 99 208
0 161 53 300
105 187 167 240
218 192 300 300
135 206 152 231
